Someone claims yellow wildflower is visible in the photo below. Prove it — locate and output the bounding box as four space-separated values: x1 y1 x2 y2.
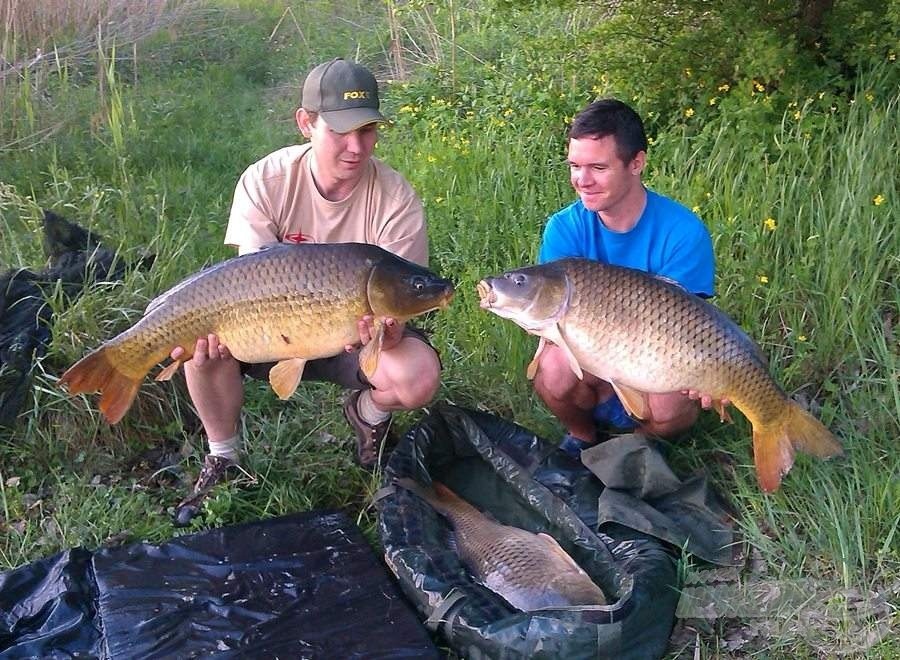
754 81 765 92
889 52 896 61
427 155 437 163
684 107 695 118
399 105 415 113
692 205 701 213
794 110 801 120
866 92 874 102
797 335 808 342
434 197 444 204
873 194 885 206
709 97 718 106
757 275 769 284
684 68 693 77
717 83 730 92
764 217 777 231
503 108 513 117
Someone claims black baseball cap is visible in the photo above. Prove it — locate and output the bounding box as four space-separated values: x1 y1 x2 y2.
301 58 386 133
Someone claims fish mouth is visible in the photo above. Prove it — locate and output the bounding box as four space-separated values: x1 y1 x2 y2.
439 286 455 309
476 280 495 308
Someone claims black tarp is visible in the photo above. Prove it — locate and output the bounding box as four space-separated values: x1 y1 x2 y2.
0 510 439 659
0 210 153 428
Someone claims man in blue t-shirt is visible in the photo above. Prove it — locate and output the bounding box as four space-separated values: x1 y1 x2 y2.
533 98 717 457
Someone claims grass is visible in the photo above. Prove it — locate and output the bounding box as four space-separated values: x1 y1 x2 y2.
1 1 897 657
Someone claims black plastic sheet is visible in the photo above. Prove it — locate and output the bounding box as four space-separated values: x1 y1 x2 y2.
378 404 681 660
1 510 438 659
0 210 153 428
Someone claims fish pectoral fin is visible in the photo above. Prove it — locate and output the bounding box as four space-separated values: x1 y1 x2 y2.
268 358 308 400
155 359 183 382
536 533 585 573
609 380 649 422
544 324 583 380
358 320 385 380
525 337 548 380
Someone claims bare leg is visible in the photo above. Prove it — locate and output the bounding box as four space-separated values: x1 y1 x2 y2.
641 392 699 437
179 335 244 446
171 335 244 525
366 336 441 411
532 343 611 443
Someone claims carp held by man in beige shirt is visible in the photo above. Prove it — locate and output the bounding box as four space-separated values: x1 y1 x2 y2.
224 144 428 265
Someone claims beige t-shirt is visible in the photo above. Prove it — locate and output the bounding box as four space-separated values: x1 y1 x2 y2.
225 144 428 265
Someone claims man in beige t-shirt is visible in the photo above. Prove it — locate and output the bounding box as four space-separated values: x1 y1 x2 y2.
171 58 439 525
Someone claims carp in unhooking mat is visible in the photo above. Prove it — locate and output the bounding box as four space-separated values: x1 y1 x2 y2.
60 243 454 424
476 258 842 493
396 477 608 610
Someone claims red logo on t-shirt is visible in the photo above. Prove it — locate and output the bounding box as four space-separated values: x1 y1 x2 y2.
283 232 311 244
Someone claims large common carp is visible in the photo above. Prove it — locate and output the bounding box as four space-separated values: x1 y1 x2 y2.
476 259 843 492
396 478 607 610
60 243 454 424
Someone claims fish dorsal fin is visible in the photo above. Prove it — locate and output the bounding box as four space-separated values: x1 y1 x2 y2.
651 272 687 290
542 324 583 380
536 533 584 573
269 358 308 400
358 319 384 380
144 262 225 316
608 379 649 421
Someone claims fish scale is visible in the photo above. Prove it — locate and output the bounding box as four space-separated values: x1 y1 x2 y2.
60 243 454 424
477 258 843 492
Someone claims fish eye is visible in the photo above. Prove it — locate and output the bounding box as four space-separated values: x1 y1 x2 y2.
412 276 426 291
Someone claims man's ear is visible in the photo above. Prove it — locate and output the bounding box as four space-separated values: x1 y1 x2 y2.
630 150 647 176
296 108 312 137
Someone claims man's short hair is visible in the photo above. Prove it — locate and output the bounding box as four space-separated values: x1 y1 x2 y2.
568 99 648 163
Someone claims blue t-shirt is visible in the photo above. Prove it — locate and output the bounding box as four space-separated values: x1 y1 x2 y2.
538 189 715 297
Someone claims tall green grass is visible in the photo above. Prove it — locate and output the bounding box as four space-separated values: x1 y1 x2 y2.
0 1 897 656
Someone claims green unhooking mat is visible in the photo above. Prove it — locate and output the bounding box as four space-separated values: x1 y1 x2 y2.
377 404 738 660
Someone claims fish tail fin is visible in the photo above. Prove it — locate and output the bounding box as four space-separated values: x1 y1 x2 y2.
752 402 843 493
59 348 142 424
395 478 475 517
432 481 458 501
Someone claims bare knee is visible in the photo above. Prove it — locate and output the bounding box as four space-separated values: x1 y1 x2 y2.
370 338 440 410
532 345 581 401
641 394 699 437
